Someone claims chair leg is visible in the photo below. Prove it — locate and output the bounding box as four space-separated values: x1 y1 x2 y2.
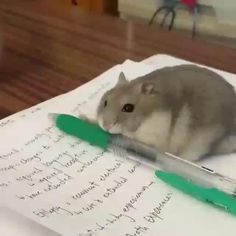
169 9 176 30
160 9 171 27
149 6 166 25
192 5 198 38
149 6 176 31
160 8 176 31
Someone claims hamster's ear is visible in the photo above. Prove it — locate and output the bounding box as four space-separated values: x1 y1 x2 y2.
116 72 128 87
140 82 155 95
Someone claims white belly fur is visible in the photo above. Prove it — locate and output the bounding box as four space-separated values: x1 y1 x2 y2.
133 107 191 154
134 111 171 152
168 105 191 154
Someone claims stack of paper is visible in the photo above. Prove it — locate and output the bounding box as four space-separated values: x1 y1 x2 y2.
0 55 235 236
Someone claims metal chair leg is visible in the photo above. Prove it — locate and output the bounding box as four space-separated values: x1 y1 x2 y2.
169 9 176 30
192 5 198 38
160 9 171 27
160 8 176 31
149 6 166 25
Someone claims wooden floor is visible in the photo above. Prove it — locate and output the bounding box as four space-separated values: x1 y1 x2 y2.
1 0 77 19
0 0 236 119
0 0 118 118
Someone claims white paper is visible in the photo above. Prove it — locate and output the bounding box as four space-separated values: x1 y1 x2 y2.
0 207 60 236
0 56 235 236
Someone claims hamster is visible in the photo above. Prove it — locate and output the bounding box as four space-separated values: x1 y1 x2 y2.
96 64 236 162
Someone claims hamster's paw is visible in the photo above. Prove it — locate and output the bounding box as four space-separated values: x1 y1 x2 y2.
79 113 97 125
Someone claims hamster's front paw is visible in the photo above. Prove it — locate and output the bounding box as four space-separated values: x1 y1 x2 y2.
79 113 89 121
79 113 97 125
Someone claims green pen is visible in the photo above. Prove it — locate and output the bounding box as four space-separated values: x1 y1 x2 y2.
50 113 236 216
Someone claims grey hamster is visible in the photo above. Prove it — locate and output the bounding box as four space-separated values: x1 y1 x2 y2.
96 65 236 162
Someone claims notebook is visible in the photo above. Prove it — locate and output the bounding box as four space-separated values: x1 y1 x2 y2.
0 54 235 236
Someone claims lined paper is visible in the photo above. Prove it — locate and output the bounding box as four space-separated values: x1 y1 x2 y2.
0 56 235 236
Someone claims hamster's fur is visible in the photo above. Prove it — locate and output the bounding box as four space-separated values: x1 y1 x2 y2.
97 65 236 162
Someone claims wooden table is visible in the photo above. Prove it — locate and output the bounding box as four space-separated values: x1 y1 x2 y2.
0 2 236 119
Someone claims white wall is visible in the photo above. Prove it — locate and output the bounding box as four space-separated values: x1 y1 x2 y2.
118 0 236 38
119 0 236 25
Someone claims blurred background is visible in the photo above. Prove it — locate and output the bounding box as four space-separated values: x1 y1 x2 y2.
0 0 235 119
1 0 235 47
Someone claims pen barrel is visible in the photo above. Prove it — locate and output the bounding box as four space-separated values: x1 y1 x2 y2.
109 135 236 196
158 152 236 195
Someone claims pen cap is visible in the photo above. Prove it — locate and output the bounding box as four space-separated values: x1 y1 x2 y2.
53 114 111 149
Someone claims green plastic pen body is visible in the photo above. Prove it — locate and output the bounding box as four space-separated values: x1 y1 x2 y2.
51 113 236 217
53 113 111 150
156 170 236 216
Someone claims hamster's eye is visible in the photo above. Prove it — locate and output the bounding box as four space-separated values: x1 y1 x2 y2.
122 104 134 113
104 100 107 107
